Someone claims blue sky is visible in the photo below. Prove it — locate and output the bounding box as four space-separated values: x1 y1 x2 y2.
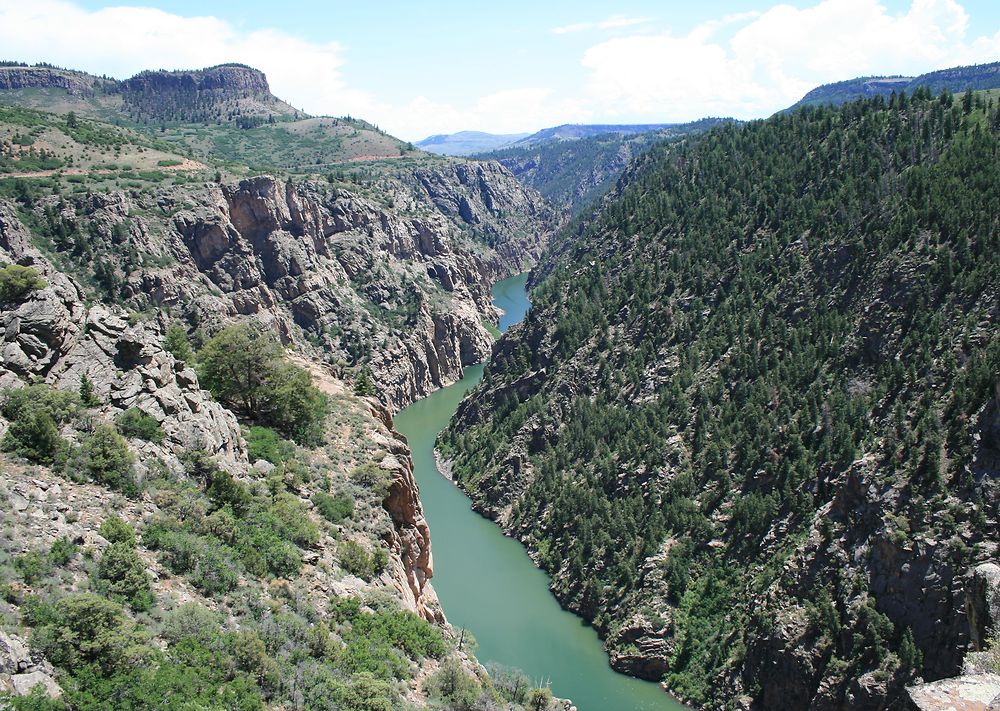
3 0 1000 139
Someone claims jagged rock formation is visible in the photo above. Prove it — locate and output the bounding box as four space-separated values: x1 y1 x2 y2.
0 203 246 470
0 630 61 700
17 162 557 411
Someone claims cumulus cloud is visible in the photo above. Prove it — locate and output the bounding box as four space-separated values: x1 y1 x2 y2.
581 0 1000 121
1 0 1000 138
0 0 383 120
552 15 651 35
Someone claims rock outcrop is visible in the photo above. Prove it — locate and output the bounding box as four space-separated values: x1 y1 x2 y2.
122 64 271 96
0 630 61 701
970 564 1000 651
0 203 246 470
907 674 1000 710
0 66 104 95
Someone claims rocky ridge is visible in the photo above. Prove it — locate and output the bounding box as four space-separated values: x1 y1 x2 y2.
14 159 557 412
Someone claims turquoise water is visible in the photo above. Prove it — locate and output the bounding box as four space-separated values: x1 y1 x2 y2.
394 273 684 711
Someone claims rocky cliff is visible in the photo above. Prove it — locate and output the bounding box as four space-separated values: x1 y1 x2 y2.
0 66 108 96
13 159 557 412
122 64 271 96
442 92 1000 708
120 63 292 123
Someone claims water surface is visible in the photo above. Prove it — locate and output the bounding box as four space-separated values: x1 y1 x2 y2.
395 273 685 711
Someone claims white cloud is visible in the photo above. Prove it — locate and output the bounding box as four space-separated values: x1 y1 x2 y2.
553 15 650 35
0 0 383 120
1 0 1000 140
581 0 1000 122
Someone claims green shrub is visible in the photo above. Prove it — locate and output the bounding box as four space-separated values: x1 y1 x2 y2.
198 324 327 445
0 264 46 302
14 552 50 585
96 541 152 611
0 385 79 464
312 491 354 524
144 525 239 596
160 602 224 645
47 537 77 566
246 426 294 464
338 540 388 581
163 322 192 362
426 657 481 709
78 374 100 407
527 687 554 711
81 425 137 496
98 517 136 546
30 593 147 674
114 408 165 443
353 368 376 397
6 685 67 710
268 493 319 547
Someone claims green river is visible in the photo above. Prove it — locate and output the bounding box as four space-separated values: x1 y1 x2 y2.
394 273 686 711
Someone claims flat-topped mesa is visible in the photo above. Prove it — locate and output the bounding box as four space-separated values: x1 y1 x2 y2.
122 63 272 96
118 63 295 124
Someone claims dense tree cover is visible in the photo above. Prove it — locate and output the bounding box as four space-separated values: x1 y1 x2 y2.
442 89 1000 706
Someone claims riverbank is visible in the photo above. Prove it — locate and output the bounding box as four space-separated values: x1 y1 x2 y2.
394 273 686 711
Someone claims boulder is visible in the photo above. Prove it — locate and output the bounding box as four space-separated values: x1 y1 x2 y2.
907 674 1000 710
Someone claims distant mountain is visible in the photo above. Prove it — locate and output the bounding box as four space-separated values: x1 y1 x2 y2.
789 60 1000 110
418 123 680 157
416 130 530 156
510 123 675 147
475 118 732 214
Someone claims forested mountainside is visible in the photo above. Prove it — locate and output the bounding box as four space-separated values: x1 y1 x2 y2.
789 60 1000 110
442 88 1000 709
475 118 729 214
0 63 561 710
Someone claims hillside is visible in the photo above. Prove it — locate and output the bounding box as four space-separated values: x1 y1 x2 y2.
789 60 1000 110
442 89 1000 708
0 190 558 708
0 62 411 172
475 118 730 214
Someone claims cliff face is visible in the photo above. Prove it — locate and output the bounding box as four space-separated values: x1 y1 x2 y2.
442 95 1000 708
0 67 105 95
122 64 271 96
28 162 557 412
